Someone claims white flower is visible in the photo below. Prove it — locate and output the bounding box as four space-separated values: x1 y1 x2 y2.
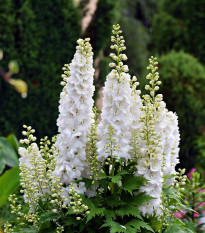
97 70 133 161
19 143 44 209
54 38 95 185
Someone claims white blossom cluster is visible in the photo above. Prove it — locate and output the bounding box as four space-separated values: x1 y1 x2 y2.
52 27 180 215
18 127 68 214
53 38 95 185
97 25 133 161
134 58 180 216
18 126 44 209
17 25 180 219
136 96 165 216
97 70 133 161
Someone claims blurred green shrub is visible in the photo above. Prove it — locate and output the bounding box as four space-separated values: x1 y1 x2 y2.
0 0 81 139
152 0 205 64
178 170 205 232
155 51 205 169
195 131 205 173
98 57 111 84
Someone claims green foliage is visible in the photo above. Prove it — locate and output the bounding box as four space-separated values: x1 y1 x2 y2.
71 165 154 233
122 175 147 194
164 218 194 233
98 57 112 84
152 0 205 65
156 51 205 169
0 0 81 139
39 211 61 225
195 131 205 171
0 167 20 208
0 134 19 174
6 157 155 232
179 171 205 232
101 220 126 233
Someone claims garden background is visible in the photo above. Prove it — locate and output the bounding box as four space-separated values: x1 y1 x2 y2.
0 0 205 231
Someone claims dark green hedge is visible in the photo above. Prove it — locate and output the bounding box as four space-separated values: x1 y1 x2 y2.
152 0 205 64
0 0 81 139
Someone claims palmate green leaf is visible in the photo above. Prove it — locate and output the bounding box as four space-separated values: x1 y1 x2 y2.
82 197 105 222
101 220 126 233
110 175 122 186
39 211 61 224
105 195 126 208
125 219 154 232
122 175 147 194
86 206 106 222
129 193 154 207
104 209 116 220
117 170 130 176
117 205 142 219
0 167 20 208
87 207 106 222
122 225 141 233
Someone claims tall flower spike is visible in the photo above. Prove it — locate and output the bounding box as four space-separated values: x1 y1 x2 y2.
136 57 164 216
54 38 95 185
19 126 45 212
97 24 133 161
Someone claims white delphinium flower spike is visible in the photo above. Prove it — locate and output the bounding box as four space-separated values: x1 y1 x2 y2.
97 24 133 161
18 126 44 211
136 57 165 216
53 38 95 185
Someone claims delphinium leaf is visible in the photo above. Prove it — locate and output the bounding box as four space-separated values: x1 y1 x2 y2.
116 205 142 219
101 220 127 233
122 175 147 194
125 219 154 232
